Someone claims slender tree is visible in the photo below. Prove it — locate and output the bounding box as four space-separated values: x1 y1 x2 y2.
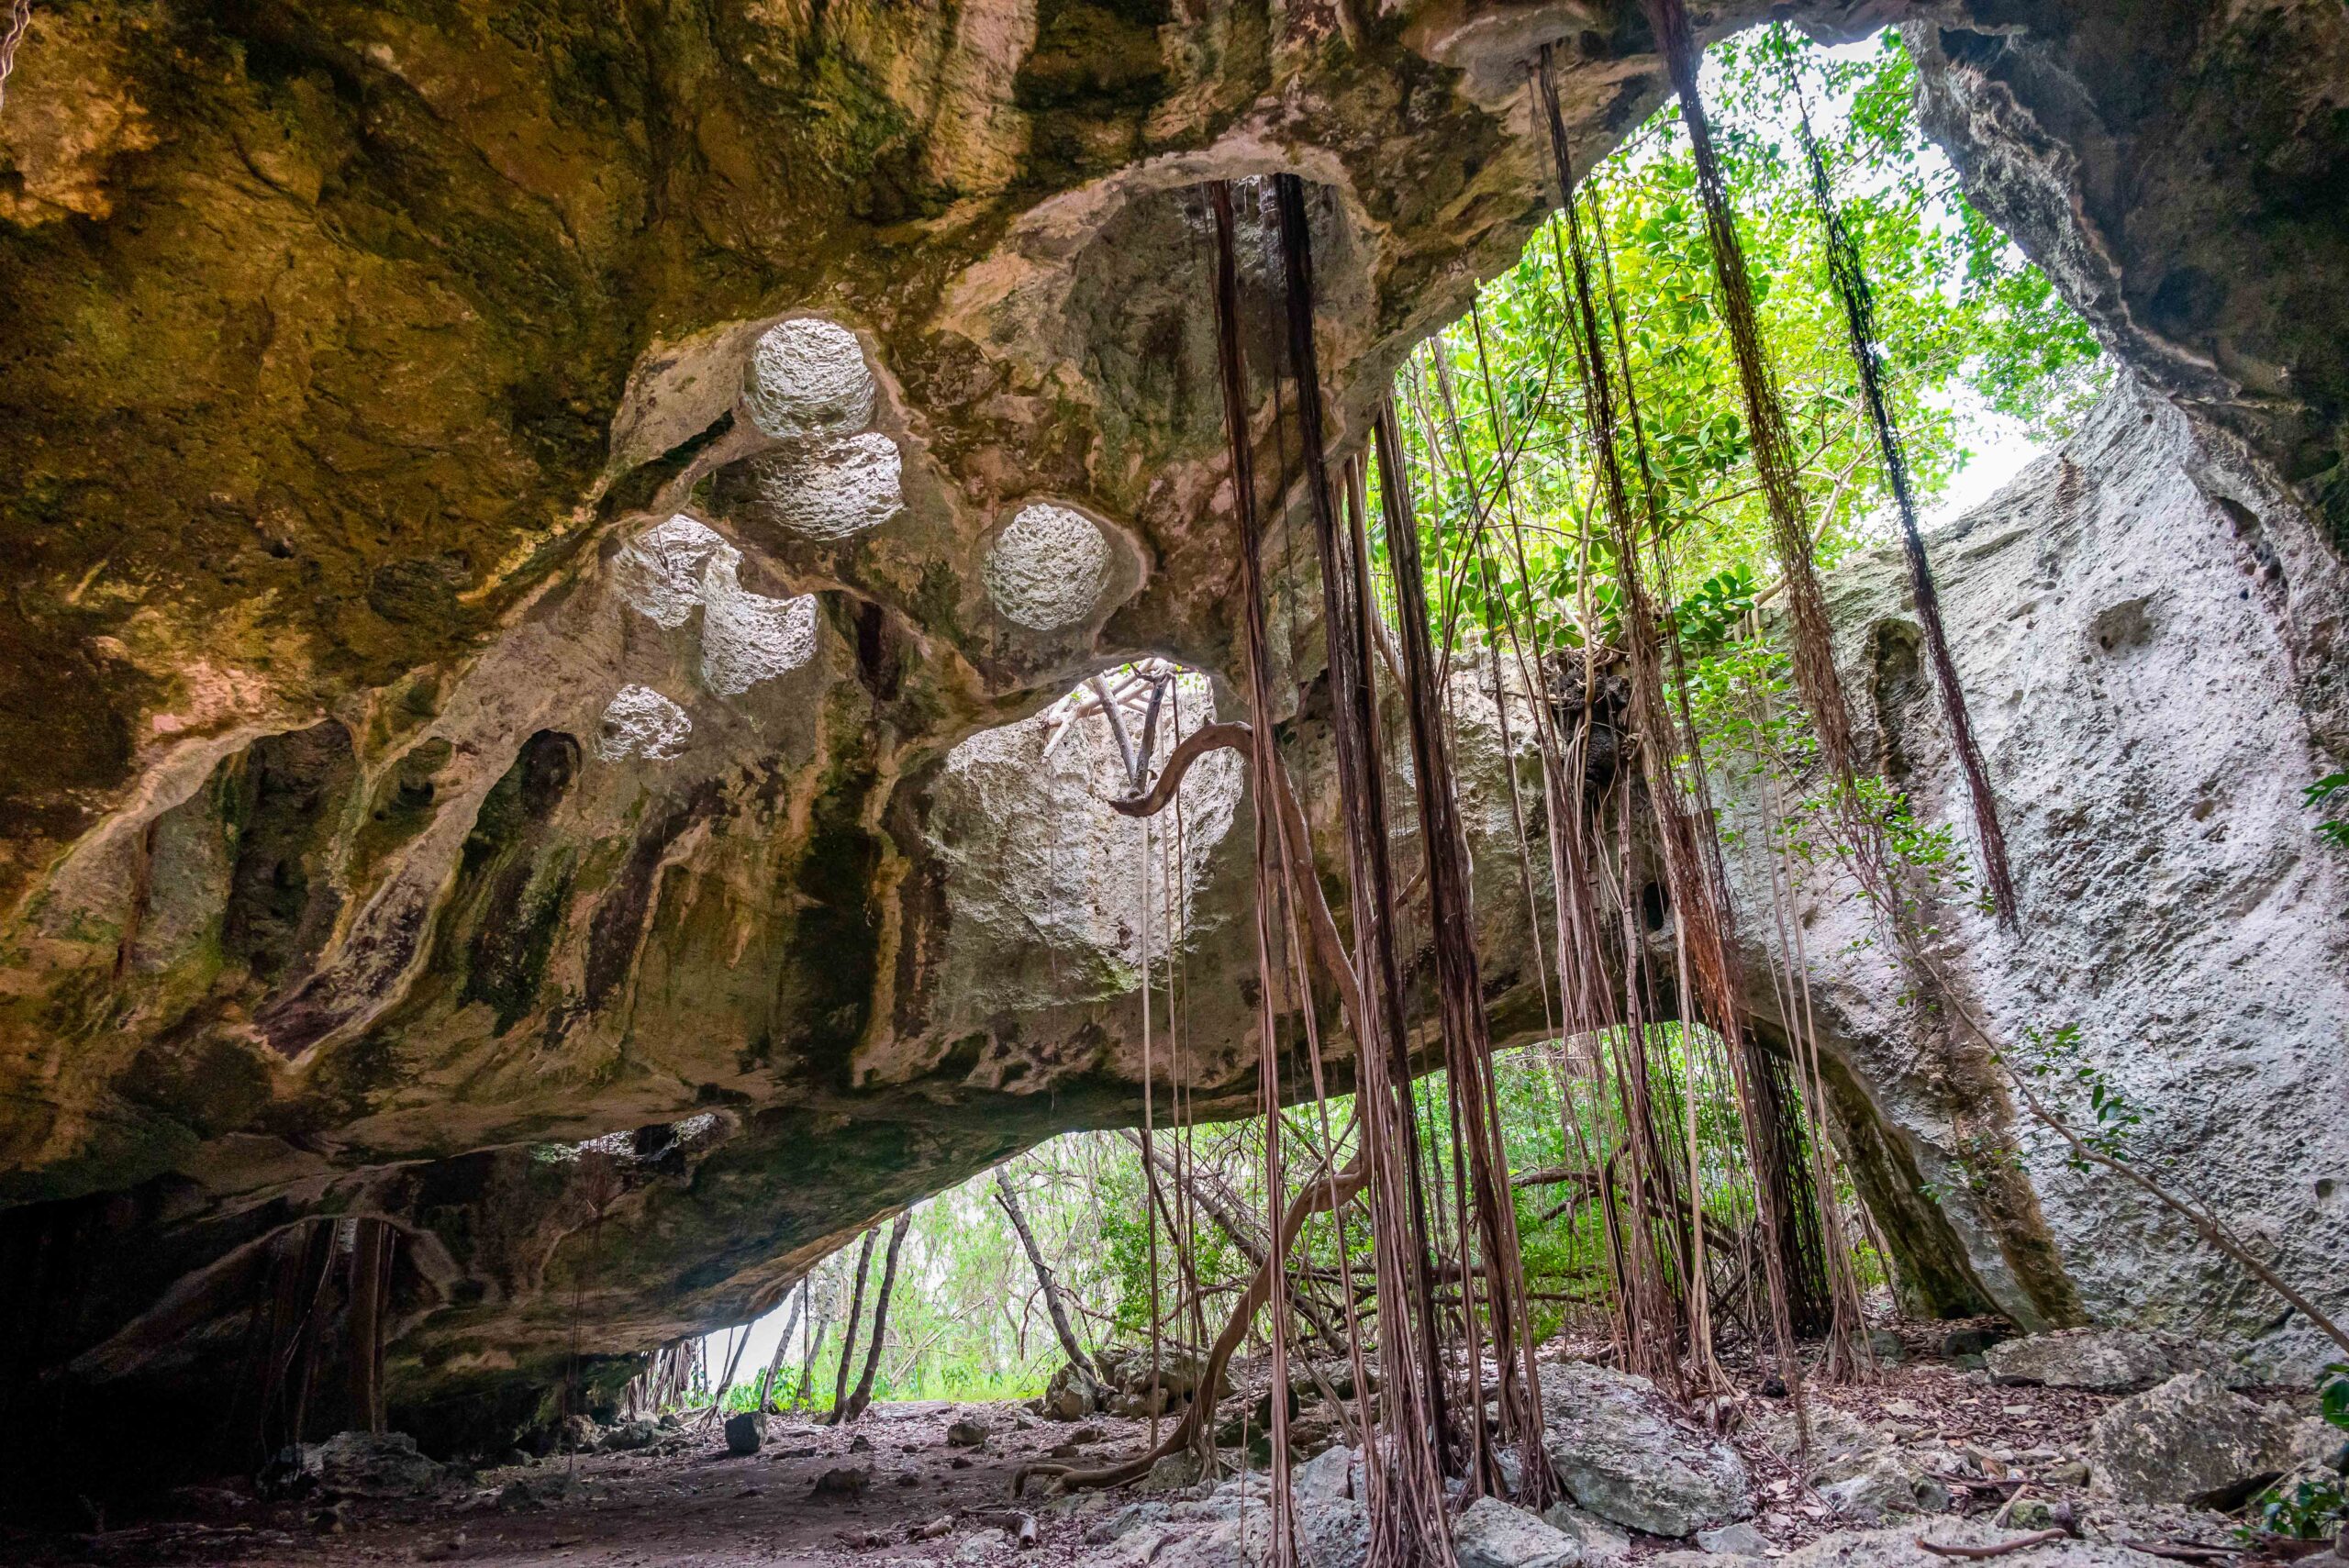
837 1214 913 1423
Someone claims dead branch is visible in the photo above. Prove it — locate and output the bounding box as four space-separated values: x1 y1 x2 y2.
1012 1156 1370 1496
1914 1530 2071 1559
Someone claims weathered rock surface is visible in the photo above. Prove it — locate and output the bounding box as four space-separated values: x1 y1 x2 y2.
1717 381 2349 1378
1540 1502 1633 1567
1454 1496 1581 1568
1536 1362 1753 1538
267 1431 448 1501
724 1410 766 1456
2 0 2347 1498
1986 1329 2243 1393
2083 1370 2320 1506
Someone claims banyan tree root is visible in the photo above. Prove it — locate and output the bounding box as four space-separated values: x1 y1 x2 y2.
1012 1160 1370 1496
1645 0 1856 784
1786 61 2019 928
1112 721 1363 1030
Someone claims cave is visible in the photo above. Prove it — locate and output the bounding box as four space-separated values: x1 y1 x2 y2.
3 0 2347 1558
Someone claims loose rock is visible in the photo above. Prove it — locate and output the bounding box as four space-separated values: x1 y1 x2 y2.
1454 1496 1580 1568
2084 1370 2310 1505
724 1410 766 1456
1537 1362 1753 1537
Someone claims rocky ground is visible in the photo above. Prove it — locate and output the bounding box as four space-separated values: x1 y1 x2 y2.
6 1326 2341 1568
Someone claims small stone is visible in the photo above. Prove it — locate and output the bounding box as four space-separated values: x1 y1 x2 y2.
724 1411 765 1456
2006 1498 2056 1529
812 1464 872 1497
1697 1522 1772 1556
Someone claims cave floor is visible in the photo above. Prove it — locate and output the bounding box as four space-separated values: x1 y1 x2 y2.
6 1342 2184 1568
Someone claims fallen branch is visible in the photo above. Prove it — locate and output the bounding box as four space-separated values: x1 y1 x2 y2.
1013 1156 1371 1496
969 1510 1040 1551
1914 1529 2070 1559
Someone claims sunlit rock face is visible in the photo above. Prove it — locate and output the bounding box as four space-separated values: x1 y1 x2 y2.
1712 382 2349 1379
0 0 2345 1483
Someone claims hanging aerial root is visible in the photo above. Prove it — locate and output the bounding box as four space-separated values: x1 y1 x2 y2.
1786 60 2019 928
1382 393 1557 1508
1012 1160 1369 1496
1644 0 1856 786
1534 45 1811 1421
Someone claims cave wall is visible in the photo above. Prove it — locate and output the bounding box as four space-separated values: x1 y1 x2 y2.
1716 381 2349 1379
2 0 2347 1478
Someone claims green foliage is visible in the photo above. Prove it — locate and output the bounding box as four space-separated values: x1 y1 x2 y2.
2306 773 2349 849
2002 1022 2143 1171
1386 28 2106 659
2321 1362 2349 1432
2245 1473 2346 1541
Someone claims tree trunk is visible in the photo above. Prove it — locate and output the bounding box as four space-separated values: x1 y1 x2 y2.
993 1170 1097 1387
796 1280 829 1410
836 1213 912 1424
829 1229 879 1419
345 1218 391 1434
757 1288 807 1412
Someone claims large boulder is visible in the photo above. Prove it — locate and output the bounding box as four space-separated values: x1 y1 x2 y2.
1094 1345 1227 1419
1710 381 2349 1378
2084 1371 2317 1505
266 1431 447 1500
1536 1363 1753 1538
1043 1362 1104 1421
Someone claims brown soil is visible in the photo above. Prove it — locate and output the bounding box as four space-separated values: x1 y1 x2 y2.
6 1325 2291 1567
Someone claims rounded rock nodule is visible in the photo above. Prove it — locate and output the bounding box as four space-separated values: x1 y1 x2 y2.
985 503 1113 631
753 431 905 542
597 684 694 762
741 317 876 440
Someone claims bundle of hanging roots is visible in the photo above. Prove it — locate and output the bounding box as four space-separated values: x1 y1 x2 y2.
1001 6 2048 1558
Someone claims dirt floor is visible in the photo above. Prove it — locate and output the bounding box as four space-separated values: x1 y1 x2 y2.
1 1326 2266 1568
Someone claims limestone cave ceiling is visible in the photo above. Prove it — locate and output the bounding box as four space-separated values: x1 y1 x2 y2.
0 0 2345 1456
